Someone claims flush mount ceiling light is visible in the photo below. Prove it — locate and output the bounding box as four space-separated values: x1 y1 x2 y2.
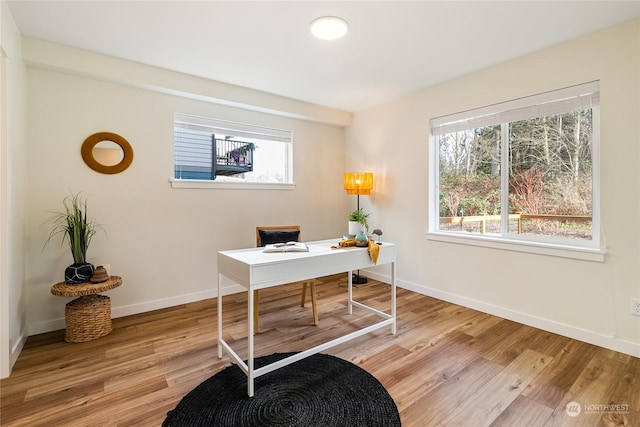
310 16 349 40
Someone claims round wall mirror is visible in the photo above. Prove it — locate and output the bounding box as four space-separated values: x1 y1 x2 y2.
93 140 124 166
81 132 134 174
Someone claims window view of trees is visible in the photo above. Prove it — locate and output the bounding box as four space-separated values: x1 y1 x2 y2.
438 109 594 241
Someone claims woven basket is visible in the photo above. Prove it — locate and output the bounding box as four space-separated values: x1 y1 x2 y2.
65 295 112 343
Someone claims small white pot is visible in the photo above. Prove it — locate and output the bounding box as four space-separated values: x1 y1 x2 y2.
348 221 364 235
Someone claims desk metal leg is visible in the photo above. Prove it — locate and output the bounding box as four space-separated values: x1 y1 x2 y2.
218 273 223 359
347 270 353 315
248 287 255 397
391 261 397 335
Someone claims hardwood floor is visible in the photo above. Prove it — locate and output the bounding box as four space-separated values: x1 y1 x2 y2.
1 274 638 426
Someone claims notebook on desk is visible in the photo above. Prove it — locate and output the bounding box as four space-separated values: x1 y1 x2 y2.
262 242 309 253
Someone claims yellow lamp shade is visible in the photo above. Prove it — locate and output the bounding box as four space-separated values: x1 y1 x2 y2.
344 172 373 195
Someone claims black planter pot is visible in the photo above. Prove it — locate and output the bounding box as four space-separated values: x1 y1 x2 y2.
64 262 95 285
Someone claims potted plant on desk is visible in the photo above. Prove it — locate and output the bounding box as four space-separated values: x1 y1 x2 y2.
347 208 369 236
45 192 104 284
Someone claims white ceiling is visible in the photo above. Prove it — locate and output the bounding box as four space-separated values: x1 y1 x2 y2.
7 1 640 112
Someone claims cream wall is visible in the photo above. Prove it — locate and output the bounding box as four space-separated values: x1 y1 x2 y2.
347 19 640 356
0 0 28 377
7 11 639 373
23 41 350 335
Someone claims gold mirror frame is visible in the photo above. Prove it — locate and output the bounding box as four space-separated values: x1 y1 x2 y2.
81 132 134 174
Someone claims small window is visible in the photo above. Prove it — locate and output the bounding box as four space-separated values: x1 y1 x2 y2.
430 82 601 256
173 113 293 184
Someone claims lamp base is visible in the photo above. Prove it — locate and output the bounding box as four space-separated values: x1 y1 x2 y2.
352 273 368 285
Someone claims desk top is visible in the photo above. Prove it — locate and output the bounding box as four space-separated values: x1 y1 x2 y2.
51 276 122 297
218 239 395 289
219 239 337 262
219 238 393 260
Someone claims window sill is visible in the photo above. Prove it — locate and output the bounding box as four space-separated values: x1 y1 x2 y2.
426 231 605 262
170 179 296 190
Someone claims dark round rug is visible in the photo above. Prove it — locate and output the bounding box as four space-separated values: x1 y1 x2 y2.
163 352 401 427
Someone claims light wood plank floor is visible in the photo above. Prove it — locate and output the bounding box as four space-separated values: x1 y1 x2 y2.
1 275 638 426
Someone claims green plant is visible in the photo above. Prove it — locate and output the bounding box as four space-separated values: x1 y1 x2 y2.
44 193 104 264
348 208 370 231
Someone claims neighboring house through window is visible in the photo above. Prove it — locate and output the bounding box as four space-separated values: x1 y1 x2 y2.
429 81 602 260
173 113 293 185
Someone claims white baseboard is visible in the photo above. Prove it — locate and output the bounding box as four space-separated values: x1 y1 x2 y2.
28 283 246 336
364 270 640 358
111 284 245 319
8 329 27 376
28 270 639 359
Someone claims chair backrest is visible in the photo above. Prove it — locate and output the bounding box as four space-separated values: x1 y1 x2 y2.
256 225 301 247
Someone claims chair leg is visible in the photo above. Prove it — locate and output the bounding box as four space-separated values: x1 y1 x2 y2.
253 290 259 333
310 282 318 326
300 282 308 307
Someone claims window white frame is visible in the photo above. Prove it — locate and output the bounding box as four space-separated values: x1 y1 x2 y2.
428 82 604 262
171 113 295 190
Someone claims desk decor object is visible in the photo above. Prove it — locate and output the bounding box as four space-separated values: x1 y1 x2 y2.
51 276 122 342
262 242 309 253
332 236 380 264
372 228 383 244
163 352 400 426
354 230 369 247
44 192 104 284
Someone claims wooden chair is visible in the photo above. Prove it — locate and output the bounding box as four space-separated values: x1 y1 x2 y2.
253 225 319 332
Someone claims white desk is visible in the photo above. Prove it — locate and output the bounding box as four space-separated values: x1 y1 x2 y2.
217 238 396 397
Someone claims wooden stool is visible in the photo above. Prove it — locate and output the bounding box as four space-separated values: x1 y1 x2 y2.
51 276 122 343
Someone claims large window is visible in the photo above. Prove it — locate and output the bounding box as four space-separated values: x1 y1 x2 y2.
430 82 601 257
173 113 293 185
